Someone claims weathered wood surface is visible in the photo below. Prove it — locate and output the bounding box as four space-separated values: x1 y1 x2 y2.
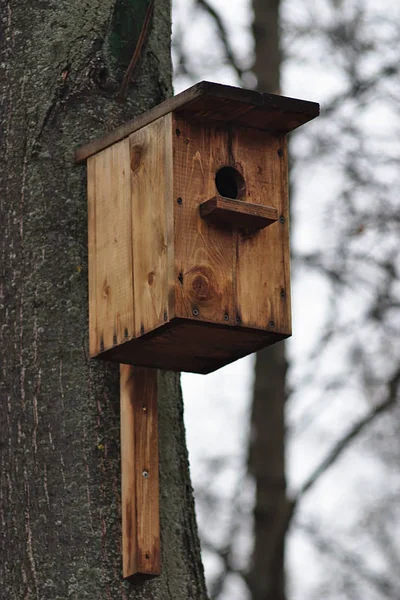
234 131 291 333
129 114 174 337
76 80 320 163
87 112 292 373
173 116 291 338
120 365 160 578
173 114 234 327
87 139 134 356
199 195 278 229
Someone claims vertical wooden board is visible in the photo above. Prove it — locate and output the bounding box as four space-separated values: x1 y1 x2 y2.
163 118 176 318
134 367 160 574
120 365 160 578
120 364 138 577
88 139 134 355
129 115 173 337
234 132 291 333
172 114 235 324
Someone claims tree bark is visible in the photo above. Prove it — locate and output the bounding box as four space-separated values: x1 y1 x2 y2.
248 1 288 599
0 1 208 598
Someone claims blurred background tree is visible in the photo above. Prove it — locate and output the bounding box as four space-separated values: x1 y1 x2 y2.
173 0 400 599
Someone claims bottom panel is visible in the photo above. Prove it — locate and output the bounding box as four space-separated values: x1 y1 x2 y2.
99 319 288 374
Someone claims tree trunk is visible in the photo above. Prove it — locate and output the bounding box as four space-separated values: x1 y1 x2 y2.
0 1 208 598
248 2 288 599
252 0 281 95
248 344 287 600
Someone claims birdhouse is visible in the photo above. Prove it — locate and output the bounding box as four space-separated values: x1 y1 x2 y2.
77 81 319 374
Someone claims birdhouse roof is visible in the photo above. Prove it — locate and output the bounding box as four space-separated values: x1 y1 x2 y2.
76 81 320 163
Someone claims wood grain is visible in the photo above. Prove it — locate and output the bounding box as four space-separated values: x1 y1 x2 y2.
120 364 160 578
172 114 235 325
76 81 320 162
200 195 278 230
87 139 134 357
129 114 173 337
86 106 293 373
234 130 291 333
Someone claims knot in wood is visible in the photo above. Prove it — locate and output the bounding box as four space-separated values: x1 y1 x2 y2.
192 274 210 299
130 145 143 172
187 266 219 304
103 280 110 298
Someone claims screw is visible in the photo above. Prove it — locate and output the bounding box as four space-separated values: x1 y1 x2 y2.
177 197 183 205
279 215 285 224
175 128 181 137
235 316 241 325
142 471 149 478
277 149 283 157
142 404 147 412
124 328 129 338
164 311 168 321
269 320 275 328
140 324 145 335
280 289 286 299
192 308 199 317
224 313 229 321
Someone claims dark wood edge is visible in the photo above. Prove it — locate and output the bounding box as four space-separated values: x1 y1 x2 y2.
75 81 320 163
200 196 278 218
96 319 290 374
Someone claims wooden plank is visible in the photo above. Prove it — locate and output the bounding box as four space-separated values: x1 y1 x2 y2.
120 364 160 578
129 114 173 337
76 81 319 162
172 115 235 326
234 130 291 333
87 139 134 357
106 319 287 374
200 196 278 229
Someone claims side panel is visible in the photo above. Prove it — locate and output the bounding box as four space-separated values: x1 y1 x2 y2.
129 114 173 337
87 139 134 356
172 114 235 325
235 131 291 334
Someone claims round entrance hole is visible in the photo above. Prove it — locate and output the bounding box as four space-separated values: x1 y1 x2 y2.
215 166 245 199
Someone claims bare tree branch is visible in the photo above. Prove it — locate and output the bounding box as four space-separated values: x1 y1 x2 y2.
279 366 400 544
196 0 245 84
298 521 400 597
298 367 400 499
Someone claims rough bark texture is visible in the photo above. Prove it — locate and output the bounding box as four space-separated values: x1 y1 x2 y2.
248 1 288 599
0 1 208 598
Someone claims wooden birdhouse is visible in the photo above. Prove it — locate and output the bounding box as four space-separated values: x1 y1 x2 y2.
77 81 319 374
